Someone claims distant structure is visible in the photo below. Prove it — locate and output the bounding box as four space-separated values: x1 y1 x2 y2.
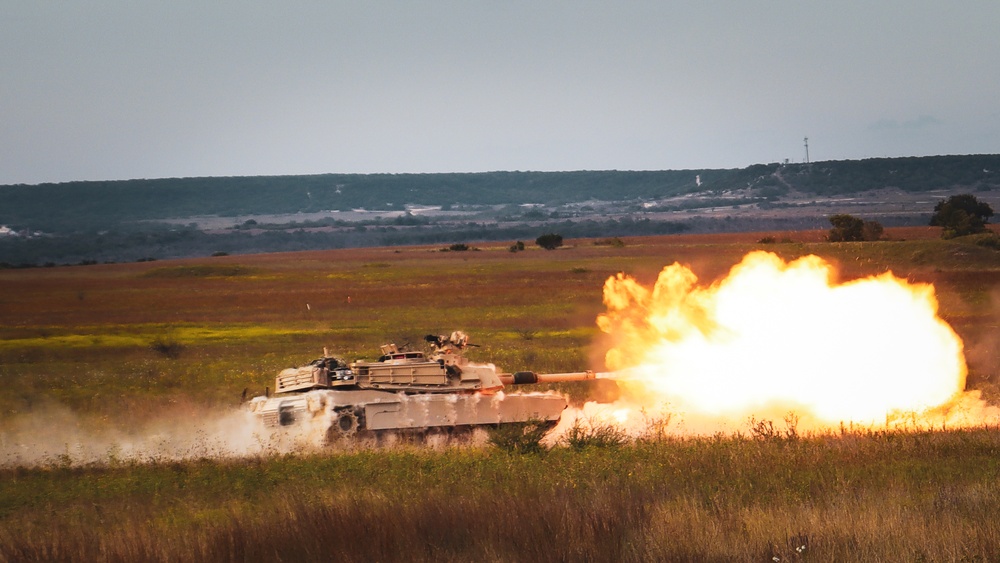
804 137 810 164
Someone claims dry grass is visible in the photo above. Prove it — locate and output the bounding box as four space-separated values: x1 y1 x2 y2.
3 428 1000 561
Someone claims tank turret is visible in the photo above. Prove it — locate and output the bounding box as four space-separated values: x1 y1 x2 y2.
249 331 597 442
349 331 506 393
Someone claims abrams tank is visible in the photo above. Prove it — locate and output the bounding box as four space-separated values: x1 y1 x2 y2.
247 331 595 443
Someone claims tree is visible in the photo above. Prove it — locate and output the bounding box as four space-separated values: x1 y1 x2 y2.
827 214 882 242
930 194 994 238
535 233 563 250
828 214 864 242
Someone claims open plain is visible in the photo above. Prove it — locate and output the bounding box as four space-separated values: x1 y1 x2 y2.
3 227 1000 561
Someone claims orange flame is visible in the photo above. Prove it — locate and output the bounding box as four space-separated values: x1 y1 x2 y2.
596 251 976 429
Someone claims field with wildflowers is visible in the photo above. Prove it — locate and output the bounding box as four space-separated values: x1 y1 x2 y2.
3 227 1000 561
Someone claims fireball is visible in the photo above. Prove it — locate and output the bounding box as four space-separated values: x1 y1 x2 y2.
597 251 970 428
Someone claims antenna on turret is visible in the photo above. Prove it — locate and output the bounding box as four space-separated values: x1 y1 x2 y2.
804 137 810 164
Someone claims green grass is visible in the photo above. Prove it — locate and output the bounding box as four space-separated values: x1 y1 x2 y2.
0 323 324 351
140 264 262 278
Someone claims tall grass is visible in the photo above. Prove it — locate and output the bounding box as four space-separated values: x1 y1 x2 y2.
3 427 1000 561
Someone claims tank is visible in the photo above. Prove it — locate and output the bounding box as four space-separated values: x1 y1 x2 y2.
247 331 596 443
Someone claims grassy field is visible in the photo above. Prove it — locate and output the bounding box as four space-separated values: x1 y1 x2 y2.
3 227 1000 560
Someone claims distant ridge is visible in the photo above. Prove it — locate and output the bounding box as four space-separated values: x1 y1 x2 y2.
3 154 1000 266
3 155 999 230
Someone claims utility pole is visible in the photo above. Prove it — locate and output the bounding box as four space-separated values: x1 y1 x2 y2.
804 137 810 164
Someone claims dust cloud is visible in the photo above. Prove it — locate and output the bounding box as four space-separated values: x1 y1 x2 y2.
0 401 303 467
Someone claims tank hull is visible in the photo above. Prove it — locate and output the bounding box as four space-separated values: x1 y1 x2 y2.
249 389 568 441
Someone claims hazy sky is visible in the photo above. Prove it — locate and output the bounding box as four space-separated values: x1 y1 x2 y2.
3 1 999 185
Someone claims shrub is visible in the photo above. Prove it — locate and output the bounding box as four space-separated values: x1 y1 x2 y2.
593 237 626 248
973 233 1000 250
508 241 526 253
862 220 884 241
828 214 882 242
535 233 563 250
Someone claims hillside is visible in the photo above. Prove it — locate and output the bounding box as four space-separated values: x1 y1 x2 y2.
2 154 999 265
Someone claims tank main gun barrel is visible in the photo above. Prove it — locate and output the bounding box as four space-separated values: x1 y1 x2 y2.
499 370 598 385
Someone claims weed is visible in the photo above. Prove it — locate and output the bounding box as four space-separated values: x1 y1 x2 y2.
563 419 629 450
515 328 537 341
486 421 551 454
637 409 674 443
149 338 185 359
783 412 800 441
748 416 780 441
747 414 801 442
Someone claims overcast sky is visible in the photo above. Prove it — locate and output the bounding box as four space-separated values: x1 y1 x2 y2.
2 1 999 185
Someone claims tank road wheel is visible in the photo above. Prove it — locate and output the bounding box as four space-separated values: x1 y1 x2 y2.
326 408 360 442
335 410 359 436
